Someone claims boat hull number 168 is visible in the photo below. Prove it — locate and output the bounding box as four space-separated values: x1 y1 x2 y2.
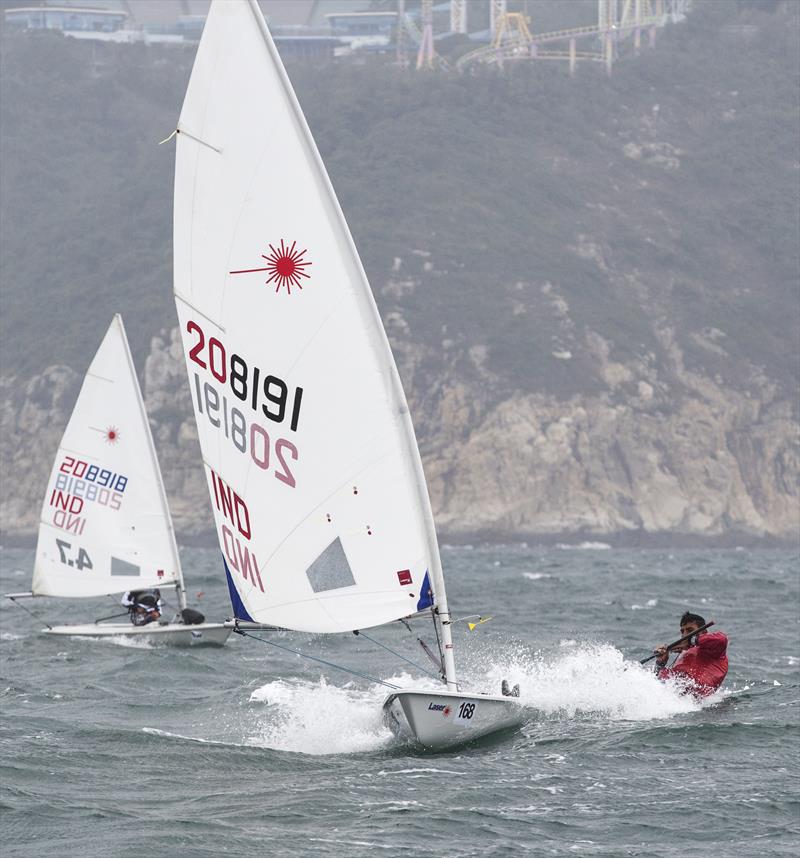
455 701 477 725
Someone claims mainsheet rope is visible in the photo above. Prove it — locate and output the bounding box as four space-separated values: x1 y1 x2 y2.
7 596 52 630
236 629 402 690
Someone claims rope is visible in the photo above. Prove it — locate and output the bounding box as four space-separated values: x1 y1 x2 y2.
7 596 52 630
399 616 444 676
431 608 445 668
236 630 401 690
354 630 440 680
418 637 444 674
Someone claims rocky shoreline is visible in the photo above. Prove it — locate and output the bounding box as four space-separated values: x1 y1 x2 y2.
2 326 797 547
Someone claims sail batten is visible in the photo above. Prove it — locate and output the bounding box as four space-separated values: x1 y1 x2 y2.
173 0 445 635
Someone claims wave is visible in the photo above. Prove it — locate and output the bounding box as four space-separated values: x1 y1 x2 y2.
246 677 398 755
75 634 155 650
461 641 704 721
234 641 711 756
555 541 612 550
0 632 22 641
142 727 238 747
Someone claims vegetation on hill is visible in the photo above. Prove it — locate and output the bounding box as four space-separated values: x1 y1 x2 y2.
0 0 797 411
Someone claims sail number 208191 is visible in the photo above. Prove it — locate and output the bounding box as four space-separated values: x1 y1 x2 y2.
186 320 299 488
186 321 303 432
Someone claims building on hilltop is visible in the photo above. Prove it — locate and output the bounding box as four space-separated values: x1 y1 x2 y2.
326 10 398 53
4 0 372 52
4 6 131 40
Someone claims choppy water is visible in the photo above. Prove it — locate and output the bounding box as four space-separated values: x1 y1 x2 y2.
1 544 798 857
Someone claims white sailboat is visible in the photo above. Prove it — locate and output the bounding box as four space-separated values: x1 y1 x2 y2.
6 315 231 646
172 0 523 746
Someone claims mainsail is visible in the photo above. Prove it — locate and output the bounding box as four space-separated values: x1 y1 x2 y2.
173 0 445 635
32 315 181 598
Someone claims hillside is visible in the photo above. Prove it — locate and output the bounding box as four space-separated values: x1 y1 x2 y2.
0 0 797 544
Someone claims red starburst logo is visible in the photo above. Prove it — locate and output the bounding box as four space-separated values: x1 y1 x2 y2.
229 239 312 294
443 706 451 717
105 426 120 444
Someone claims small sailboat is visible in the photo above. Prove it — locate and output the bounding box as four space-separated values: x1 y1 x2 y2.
6 315 231 646
171 0 523 745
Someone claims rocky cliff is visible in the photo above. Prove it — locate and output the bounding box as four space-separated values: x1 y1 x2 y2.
1 315 796 545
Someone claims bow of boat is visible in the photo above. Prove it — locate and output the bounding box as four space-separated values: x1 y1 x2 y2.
383 688 525 750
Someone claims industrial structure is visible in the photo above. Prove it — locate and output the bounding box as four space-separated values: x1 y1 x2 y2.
4 1 693 74
452 0 693 74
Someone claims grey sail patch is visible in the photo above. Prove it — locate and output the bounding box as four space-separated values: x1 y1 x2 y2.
111 557 140 577
306 538 356 593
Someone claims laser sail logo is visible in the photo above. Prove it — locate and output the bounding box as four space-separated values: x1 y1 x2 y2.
230 240 312 294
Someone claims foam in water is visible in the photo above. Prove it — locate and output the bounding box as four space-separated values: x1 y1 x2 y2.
463 641 703 720
247 676 400 755
75 634 155 650
142 727 234 747
238 641 707 755
555 541 612 550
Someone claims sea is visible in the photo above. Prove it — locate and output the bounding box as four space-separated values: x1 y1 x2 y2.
1 544 798 857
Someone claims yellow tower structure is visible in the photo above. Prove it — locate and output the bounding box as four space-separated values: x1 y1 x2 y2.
416 0 435 70
491 11 534 50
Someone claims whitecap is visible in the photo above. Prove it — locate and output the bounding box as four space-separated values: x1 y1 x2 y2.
247 676 394 755
461 640 701 721
555 541 611 550
142 727 238 747
377 767 461 776
74 634 155 650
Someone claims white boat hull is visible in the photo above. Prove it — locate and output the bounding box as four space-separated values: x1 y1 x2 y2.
42 622 232 647
383 688 525 750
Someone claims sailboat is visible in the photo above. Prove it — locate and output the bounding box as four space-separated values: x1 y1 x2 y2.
171 0 523 746
6 315 231 646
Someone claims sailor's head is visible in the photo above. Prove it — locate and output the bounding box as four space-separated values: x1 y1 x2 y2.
137 594 158 610
678 611 705 648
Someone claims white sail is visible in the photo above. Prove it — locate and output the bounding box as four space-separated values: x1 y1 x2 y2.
32 315 182 598
173 0 444 634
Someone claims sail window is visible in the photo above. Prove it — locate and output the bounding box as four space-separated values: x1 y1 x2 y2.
111 557 140 577
306 538 356 593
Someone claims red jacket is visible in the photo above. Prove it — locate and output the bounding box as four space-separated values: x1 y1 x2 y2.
658 631 728 697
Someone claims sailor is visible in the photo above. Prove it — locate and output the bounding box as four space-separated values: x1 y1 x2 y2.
121 589 163 627
501 679 520 698
654 611 728 697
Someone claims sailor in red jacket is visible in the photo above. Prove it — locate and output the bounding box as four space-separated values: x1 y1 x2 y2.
655 612 728 697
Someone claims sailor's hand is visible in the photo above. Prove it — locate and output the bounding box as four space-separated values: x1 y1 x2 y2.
654 645 669 666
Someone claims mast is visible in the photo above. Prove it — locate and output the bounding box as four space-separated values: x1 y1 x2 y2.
391 374 457 690
116 315 187 611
